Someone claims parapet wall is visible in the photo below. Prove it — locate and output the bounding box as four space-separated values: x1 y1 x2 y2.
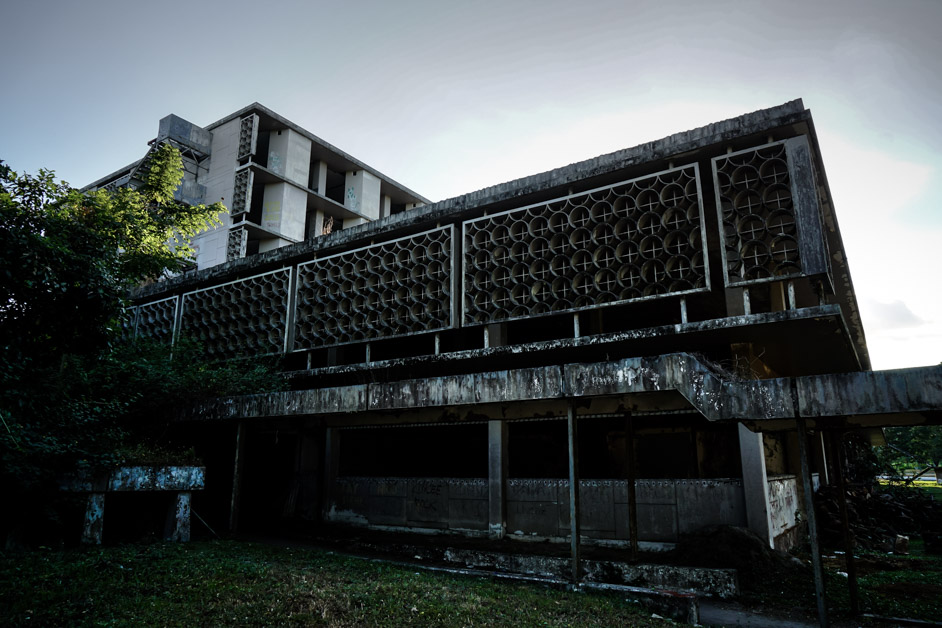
328 476 747 543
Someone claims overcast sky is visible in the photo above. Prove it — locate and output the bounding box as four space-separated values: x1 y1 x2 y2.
2 0 939 370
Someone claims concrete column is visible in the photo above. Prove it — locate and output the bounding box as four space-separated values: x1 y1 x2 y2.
82 493 105 544
487 420 508 538
315 160 328 195
814 431 830 486
230 421 246 533
167 491 192 542
567 402 581 583
738 423 774 548
299 434 321 520
322 427 340 519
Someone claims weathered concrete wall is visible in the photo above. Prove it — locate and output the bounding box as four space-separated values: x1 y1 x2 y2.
63 465 206 492
330 477 488 531
768 474 800 549
197 117 240 269
329 477 746 542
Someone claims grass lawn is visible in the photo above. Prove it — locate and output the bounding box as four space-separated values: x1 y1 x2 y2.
0 541 674 627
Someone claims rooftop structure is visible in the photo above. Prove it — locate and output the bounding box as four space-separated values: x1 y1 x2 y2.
87 103 428 270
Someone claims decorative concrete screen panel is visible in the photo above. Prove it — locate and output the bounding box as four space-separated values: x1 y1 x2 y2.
294 226 454 348
237 113 259 160
134 295 179 343
462 165 709 325
180 268 291 358
712 136 828 287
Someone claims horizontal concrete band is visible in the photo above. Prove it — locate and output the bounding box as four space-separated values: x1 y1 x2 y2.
184 353 942 424
62 466 206 493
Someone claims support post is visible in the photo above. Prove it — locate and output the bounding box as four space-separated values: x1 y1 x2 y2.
567 401 581 584
797 417 829 627
679 297 688 324
573 313 581 338
322 427 340 520
625 414 639 561
82 493 105 544
167 491 192 542
229 421 246 533
488 420 508 539
737 423 774 547
830 430 859 616
743 288 752 315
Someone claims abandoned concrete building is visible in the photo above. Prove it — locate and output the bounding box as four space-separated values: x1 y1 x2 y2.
90 99 942 572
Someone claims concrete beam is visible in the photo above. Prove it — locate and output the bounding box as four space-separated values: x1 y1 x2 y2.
181 354 942 428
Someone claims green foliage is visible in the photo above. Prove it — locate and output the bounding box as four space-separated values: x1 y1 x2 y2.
884 425 942 470
1 147 224 363
0 152 278 545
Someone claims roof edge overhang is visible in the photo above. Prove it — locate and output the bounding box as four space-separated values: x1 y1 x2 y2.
179 352 942 431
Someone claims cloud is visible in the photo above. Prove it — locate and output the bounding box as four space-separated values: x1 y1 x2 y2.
861 299 926 329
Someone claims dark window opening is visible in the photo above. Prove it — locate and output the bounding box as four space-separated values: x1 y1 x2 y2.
339 424 487 478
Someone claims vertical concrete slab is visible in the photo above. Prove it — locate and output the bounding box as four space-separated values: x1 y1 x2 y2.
407 478 448 527
488 420 508 538
344 170 381 220
168 491 192 542
314 160 328 195
268 129 311 187
448 479 488 530
323 428 340 518
567 403 581 583
814 431 829 486
230 422 245 533
82 493 105 544
738 423 774 548
507 480 560 536
261 183 307 242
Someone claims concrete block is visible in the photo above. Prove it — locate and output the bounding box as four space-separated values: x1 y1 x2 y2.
636 480 677 505
507 500 559 536
675 479 746 534
636 503 678 542
448 498 487 530
507 479 558 502
407 478 449 526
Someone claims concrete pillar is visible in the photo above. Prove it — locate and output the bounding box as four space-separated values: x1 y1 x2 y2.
230 421 246 533
82 493 105 544
381 194 392 219
738 423 774 548
814 431 830 486
344 170 381 220
299 434 321 520
487 420 508 538
167 491 192 542
567 402 581 583
315 160 328 195
323 427 340 519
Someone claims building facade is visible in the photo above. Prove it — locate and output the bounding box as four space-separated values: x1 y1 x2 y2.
100 100 942 554
87 103 428 270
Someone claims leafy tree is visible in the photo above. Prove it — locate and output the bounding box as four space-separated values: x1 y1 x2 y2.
885 425 942 475
0 148 281 546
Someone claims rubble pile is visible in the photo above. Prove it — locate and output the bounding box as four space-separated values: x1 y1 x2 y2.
815 484 942 552
671 525 807 593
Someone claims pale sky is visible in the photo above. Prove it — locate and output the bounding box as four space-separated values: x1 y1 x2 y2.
2 0 940 370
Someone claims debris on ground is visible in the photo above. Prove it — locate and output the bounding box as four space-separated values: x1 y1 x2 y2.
814 484 942 552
